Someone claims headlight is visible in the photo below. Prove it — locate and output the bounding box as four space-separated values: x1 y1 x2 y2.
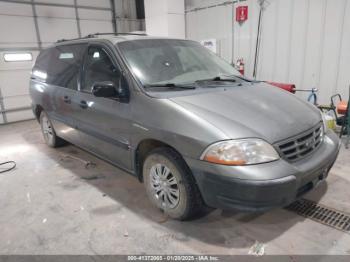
200 139 280 166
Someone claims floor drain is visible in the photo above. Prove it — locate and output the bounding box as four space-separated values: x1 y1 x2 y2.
286 198 350 234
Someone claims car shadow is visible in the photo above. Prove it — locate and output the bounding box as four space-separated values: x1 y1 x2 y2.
23 130 334 249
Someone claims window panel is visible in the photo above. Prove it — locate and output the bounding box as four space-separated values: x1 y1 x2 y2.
33 44 87 90
82 46 121 93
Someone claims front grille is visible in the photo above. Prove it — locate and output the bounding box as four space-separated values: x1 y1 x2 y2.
276 123 323 161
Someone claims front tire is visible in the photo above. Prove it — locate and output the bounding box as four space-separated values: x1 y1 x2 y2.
142 147 204 220
40 111 65 147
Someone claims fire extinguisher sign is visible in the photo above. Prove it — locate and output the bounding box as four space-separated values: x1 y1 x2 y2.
236 6 248 23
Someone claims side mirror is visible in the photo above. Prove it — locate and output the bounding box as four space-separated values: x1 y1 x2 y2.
92 81 117 98
92 78 130 103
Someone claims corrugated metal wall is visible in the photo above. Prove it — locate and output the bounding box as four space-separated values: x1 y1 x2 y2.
0 0 145 124
185 0 350 104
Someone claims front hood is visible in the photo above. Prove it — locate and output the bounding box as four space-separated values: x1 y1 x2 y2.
170 83 321 143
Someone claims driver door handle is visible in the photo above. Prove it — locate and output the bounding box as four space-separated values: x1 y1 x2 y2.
79 100 88 109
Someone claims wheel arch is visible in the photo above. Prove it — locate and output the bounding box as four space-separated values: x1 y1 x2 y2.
134 139 188 182
33 104 44 122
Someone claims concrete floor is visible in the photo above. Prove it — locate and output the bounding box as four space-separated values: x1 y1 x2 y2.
1 120 350 255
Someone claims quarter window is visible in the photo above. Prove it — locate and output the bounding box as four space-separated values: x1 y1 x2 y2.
82 46 121 93
33 44 87 90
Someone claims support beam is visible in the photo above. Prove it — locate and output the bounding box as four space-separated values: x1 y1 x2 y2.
74 0 82 37
30 0 42 50
110 0 118 33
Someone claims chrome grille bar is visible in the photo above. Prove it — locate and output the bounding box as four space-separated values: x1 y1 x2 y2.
275 123 323 161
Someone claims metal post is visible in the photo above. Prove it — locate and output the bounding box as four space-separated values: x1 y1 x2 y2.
31 0 42 50
110 0 118 33
253 0 265 79
74 0 82 37
231 1 235 65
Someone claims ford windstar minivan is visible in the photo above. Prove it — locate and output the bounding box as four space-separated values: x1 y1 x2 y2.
30 33 340 220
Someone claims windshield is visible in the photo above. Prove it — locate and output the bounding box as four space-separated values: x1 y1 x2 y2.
117 39 241 86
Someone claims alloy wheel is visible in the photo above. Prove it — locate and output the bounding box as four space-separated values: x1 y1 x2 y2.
41 115 54 144
149 163 180 209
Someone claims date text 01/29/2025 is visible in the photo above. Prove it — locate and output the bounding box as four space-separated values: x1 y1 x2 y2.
127 255 220 261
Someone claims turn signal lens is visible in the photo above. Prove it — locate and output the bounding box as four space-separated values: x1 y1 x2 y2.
200 139 280 166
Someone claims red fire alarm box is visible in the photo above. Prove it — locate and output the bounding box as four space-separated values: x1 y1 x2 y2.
236 6 248 23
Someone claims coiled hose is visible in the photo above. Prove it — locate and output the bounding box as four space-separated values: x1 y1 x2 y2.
0 161 16 174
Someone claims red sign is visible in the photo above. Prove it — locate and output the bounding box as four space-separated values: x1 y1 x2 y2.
236 6 248 22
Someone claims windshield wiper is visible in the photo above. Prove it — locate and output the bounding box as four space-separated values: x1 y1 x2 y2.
195 75 238 83
144 83 196 90
196 75 262 84
232 75 262 83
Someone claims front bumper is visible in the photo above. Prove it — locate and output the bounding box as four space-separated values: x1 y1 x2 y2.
185 131 341 212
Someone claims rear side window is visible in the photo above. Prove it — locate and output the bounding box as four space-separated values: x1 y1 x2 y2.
33 44 87 90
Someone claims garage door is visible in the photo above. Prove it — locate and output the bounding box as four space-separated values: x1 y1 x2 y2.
0 0 144 124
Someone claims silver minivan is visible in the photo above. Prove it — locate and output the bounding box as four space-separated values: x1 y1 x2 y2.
30 33 340 220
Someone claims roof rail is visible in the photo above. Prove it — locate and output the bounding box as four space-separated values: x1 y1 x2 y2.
89 32 148 37
56 34 95 43
56 32 147 43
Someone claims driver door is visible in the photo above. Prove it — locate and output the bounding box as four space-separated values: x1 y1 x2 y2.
74 44 132 170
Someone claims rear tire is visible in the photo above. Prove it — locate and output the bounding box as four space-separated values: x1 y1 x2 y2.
40 111 66 148
142 147 204 220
